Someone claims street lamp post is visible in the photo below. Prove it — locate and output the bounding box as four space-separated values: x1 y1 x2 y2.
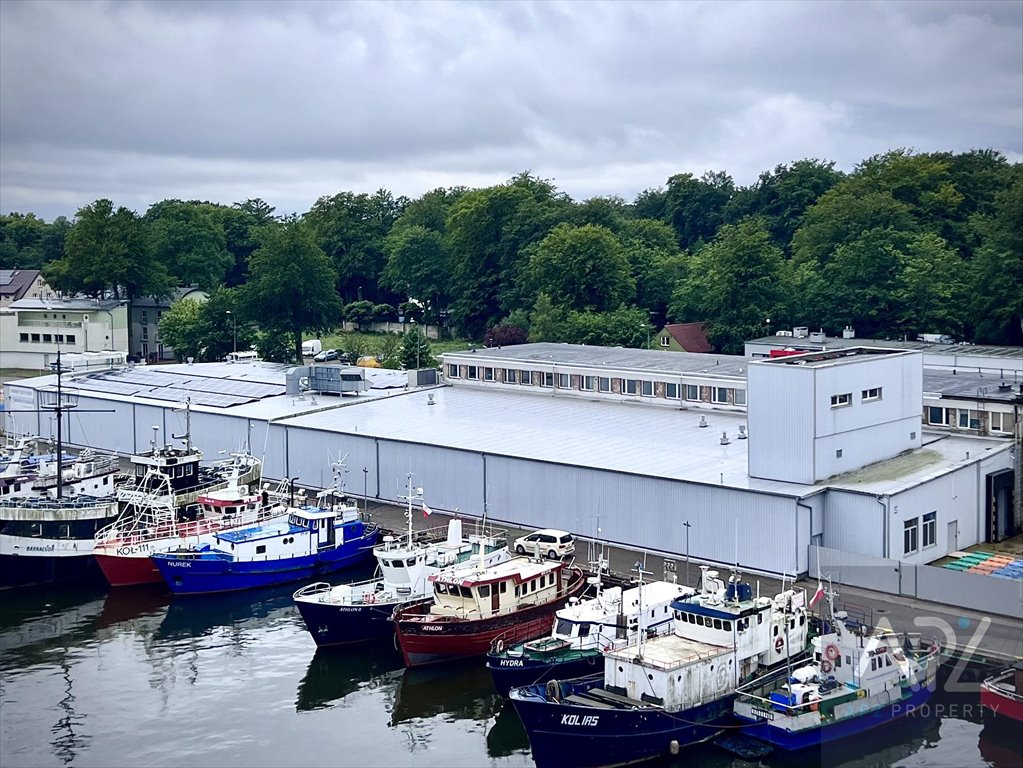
226 310 237 354
684 520 692 586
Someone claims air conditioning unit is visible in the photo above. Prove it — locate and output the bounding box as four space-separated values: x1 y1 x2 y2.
793 326 809 338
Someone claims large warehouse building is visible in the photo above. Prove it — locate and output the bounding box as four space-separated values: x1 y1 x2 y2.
2 343 1017 577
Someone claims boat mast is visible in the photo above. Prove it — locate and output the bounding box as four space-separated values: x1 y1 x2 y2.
633 560 650 660
54 347 64 500
172 398 193 453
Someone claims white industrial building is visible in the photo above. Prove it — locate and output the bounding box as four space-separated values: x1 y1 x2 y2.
1 344 1016 578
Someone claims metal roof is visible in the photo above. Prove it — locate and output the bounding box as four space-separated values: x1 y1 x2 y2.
747 334 1023 361
923 370 1023 402
442 343 750 377
9 297 124 311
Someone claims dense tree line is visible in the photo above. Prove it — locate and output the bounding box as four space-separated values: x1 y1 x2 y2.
1 148 1019 360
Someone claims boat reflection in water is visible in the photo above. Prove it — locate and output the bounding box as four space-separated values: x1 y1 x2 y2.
391 661 503 726
486 702 531 759
295 645 404 712
0 585 109 664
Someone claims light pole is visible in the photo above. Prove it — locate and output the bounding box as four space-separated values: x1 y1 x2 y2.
363 467 369 512
226 310 237 354
411 319 420 370
684 520 692 586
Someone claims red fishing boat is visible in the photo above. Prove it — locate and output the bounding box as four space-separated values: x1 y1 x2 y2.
393 554 587 667
980 663 1023 725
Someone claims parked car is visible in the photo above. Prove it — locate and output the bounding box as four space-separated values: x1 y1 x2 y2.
314 349 340 362
302 339 322 357
511 529 575 560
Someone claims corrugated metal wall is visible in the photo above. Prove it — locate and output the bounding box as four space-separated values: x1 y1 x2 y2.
822 491 885 556
747 364 814 483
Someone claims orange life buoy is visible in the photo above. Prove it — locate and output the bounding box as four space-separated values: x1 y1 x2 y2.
774 636 784 653
821 659 833 674
825 643 840 661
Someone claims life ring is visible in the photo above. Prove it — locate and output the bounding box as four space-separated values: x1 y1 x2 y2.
824 643 840 661
495 639 504 654
820 659 833 674
365 592 375 604
545 680 560 702
774 636 784 653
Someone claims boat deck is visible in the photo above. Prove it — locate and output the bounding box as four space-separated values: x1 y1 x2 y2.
217 521 299 543
605 633 729 671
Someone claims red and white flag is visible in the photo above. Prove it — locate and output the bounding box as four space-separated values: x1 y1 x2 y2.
809 582 826 608
422 503 433 518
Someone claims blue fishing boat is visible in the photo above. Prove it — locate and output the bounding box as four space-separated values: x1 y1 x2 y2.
152 483 379 595
293 475 510 646
487 561 694 696
732 584 940 750
509 567 812 768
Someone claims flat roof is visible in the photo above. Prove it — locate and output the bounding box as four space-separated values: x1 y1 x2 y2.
9 297 123 311
443 343 749 377
923 369 1023 403
748 334 1023 361
752 347 914 368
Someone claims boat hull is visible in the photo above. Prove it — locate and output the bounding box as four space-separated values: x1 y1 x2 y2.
155 536 380 596
735 683 934 750
980 681 1023 724
295 596 429 646
510 679 732 768
95 552 163 587
487 650 602 696
0 552 102 588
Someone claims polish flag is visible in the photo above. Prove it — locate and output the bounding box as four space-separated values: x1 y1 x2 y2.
809 582 826 608
422 503 433 518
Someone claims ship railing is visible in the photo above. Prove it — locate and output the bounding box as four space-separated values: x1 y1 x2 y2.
294 582 333 599
489 615 558 655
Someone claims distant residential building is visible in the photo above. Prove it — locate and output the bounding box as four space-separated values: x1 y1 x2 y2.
656 322 713 353
0 296 129 369
130 286 207 362
0 270 53 309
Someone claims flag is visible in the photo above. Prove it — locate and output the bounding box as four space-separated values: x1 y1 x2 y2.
809 582 825 608
422 503 432 518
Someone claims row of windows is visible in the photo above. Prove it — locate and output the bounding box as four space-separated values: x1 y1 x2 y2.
18 333 77 344
830 387 883 408
904 511 937 555
448 365 746 405
927 407 1014 432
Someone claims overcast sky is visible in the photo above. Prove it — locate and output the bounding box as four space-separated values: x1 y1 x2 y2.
1 0 1021 221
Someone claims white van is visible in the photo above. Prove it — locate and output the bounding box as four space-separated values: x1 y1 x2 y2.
512 529 575 559
225 350 259 362
302 339 322 357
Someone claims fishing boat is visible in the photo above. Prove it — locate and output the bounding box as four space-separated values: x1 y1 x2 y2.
393 549 588 668
509 566 811 768
293 476 510 646
487 558 694 696
152 481 380 595
0 440 122 587
980 663 1023 725
733 585 940 750
93 403 264 587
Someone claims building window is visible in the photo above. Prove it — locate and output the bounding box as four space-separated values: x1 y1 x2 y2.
541 372 553 388
598 377 611 393
990 412 1011 433
712 387 729 404
42 333 52 342
641 381 654 397
141 326 149 340
30 333 40 342
467 365 479 380
483 367 494 382
862 387 882 402
19 333 28 342
734 389 746 406
686 384 700 401
958 410 980 430
581 376 595 391
665 383 680 399
622 379 638 395
66 334 75 344
506 369 516 384
519 370 531 385
141 310 148 325
835 449 843 458
830 393 852 408
660 335 670 347
904 518 919 555
922 512 937 548
447 364 459 378
910 431 917 440
927 406 951 425
558 373 570 389
55 334 63 343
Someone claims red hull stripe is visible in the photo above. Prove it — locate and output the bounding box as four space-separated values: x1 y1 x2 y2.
980 686 1023 723
95 555 163 587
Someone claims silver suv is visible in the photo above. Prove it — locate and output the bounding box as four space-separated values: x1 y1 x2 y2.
512 529 575 560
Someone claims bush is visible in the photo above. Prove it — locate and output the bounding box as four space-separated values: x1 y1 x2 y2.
483 324 528 347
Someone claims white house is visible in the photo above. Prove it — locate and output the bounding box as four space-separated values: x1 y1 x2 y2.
0 297 129 369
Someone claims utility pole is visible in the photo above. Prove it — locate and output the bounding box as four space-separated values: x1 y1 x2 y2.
684 520 692 586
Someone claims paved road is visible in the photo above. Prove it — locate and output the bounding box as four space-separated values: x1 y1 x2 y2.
362 500 1023 662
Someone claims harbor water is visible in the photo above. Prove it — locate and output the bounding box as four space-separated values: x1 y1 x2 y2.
1 578 1019 768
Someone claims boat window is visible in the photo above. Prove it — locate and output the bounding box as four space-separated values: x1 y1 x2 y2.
256 545 266 554
885 656 892 667
790 618 795 629
556 619 572 635
58 523 71 539
846 655 852 665
500 582 507 593
871 658 877 672
479 585 490 597
758 614 763 624
713 619 722 630
30 523 42 537
723 621 732 632
406 558 415 566
435 584 447 594
531 579 537 591
578 623 590 637
514 585 520 597
836 656 842 668
799 615 805 626
773 625 779 636
226 506 236 515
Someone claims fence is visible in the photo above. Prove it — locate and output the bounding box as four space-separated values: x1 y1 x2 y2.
810 545 1023 619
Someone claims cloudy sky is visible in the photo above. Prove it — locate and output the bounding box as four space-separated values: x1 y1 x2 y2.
1 0 1021 221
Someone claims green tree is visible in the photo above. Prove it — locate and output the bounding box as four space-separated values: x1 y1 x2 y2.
968 174 1023 344
562 306 650 347
145 200 233 290
45 199 172 303
157 298 205 361
664 171 735 251
893 233 966 339
529 223 635 312
670 217 786 353
398 326 435 369
381 225 450 318
344 300 375 328
527 292 566 342
238 218 342 363
631 187 667 221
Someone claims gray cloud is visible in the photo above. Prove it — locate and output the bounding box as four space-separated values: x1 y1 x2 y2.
1 0 1020 220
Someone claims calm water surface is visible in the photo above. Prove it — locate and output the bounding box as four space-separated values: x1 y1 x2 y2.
1 579 1018 768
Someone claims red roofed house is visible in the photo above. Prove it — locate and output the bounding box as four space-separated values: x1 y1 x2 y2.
656 322 714 353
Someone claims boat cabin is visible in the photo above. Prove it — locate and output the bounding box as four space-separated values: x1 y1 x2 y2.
429 556 564 620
